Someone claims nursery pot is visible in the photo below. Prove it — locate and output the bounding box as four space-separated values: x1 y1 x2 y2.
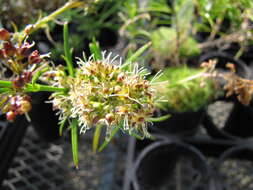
29 92 60 142
200 52 253 139
150 109 204 137
0 113 28 187
132 140 211 190
215 144 253 190
203 100 253 140
199 51 252 102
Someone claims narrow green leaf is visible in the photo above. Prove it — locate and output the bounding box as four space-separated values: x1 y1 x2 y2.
89 39 102 61
98 126 120 152
59 117 68 136
0 80 12 88
32 67 50 85
93 125 102 153
71 119 79 169
129 131 144 140
123 41 152 69
0 88 11 93
147 114 171 122
63 23 74 77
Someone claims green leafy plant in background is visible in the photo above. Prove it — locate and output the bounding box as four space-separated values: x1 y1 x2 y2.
119 0 199 66
48 0 123 61
119 0 253 69
195 0 253 58
153 66 216 113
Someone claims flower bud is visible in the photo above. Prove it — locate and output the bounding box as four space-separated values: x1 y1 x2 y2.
0 50 4 58
0 29 10 41
6 111 16 121
28 50 42 64
117 73 125 82
12 77 25 88
19 100 32 114
18 42 34 57
3 42 16 57
105 113 114 123
114 85 121 93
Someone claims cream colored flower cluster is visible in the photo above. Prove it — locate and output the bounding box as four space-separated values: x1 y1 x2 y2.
50 53 155 138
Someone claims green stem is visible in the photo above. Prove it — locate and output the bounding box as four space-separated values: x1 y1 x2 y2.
0 80 12 88
64 23 74 77
71 119 79 169
0 80 68 93
21 1 84 36
93 125 102 153
25 84 68 93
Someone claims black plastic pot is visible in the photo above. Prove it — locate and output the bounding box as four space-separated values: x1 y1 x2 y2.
203 100 253 140
150 109 204 137
215 144 253 190
132 140 211 190
29 92 60 142
199 52 252 100
200 52 253 139
0 114 28 187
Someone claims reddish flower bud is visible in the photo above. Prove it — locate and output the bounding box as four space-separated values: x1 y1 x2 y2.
12 77 25 88
6 111 16 121
0 29 10 41
18 42 34 57
105 113 114 123
21 71 32 83
3 42 16 57
0 49 4 58
117 73 125 82
18 100 32 114
28 50 42 64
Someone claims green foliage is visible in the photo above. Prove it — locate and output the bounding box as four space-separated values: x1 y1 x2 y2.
151 27 200 58
153 66 215 112
195 0 253 31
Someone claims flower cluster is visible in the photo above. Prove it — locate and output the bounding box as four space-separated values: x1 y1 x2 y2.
0 28 47 79
50 53 155 138
0 28 49 120
1 94 32 121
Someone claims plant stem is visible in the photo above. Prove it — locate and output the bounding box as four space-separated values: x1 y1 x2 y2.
0 80 67 93
71 119 79 169
64 23 75 77
25 84 68 93
22 1 85 36
0 80 12 88
93 125 102 153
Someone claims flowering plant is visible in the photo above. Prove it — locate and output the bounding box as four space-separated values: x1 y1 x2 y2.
0 1 162 168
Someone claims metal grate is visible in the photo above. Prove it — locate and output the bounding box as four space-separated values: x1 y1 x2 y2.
2 127 107 190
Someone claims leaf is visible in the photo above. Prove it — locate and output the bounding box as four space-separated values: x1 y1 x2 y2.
31 67 50 85
71 119 79 169
123 41 152 70
89 39 102 60
59 117 68 136
63 23 74 77
147 114 171 122
93 125 102 153
98 126 120 152
129 131 144 140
